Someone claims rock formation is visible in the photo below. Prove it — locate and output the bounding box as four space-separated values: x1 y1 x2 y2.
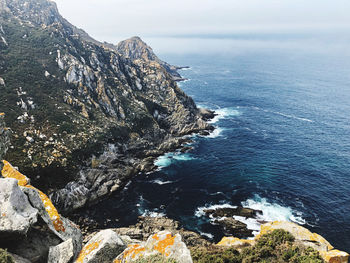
0 0 213 212
0 162 82 262
217 221 349 263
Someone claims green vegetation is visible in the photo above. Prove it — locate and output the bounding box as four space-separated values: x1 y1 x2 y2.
135 254 178 263
191 230 324 263
0 249 14 263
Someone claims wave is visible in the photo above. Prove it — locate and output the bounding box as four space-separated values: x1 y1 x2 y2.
154 152 195 169
151 179 175 185
199 232 214 239
195 195 305 237
209 107 240 124
206 127 224 138
141 210 166 218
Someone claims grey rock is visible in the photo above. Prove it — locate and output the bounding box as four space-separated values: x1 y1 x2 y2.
8 253 32 263
0 178 38 238
48 238 75 263
75 229 126 263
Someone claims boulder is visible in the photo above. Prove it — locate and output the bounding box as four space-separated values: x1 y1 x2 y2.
0 178 38 238
75 229 126 263
1 161 83 262
115 231 193 263
8 253 32 263
48 238 75 263
204 206 261 219
114 216 210 248
214 218 253 238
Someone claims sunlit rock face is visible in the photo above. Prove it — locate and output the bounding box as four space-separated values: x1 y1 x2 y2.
0 0 212 211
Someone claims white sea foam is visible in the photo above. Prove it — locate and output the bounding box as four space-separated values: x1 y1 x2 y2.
200 232 214 239
209 107 240 124
141 210 166 217
195 195 306 237
154 152 194 169
251 106 314 123
206 127 224 138
151 179 174 185
242 195 306 226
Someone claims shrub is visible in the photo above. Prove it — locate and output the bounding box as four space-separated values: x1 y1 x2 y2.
191 230 324 263
0 249 14 263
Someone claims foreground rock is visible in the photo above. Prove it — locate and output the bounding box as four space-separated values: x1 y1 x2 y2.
0 162 82 262
0 178 38 238
218 221 349 263
114 216 211 248
48 239 75 263
76 229 125 263
115 231 193 263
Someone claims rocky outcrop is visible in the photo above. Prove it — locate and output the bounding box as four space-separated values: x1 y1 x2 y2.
116 36 187 82
115 231 193 263
202 206 262 239
114 216 211 248
0 162 82 262
0 0 213 213
218 221 349 263
75 229 126 263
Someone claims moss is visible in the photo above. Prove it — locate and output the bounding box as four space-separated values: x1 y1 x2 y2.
134 254 178 263
191 230 324 263
0 249 14 263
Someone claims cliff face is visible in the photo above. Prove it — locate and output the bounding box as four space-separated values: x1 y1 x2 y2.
0 0 211 211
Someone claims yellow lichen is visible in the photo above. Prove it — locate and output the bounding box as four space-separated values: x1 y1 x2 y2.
118 244 146 261
76 241 101 263
153 233 175 257
1 160 30 186
1 160 65 232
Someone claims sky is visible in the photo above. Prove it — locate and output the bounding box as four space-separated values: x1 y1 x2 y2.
54 0 350 45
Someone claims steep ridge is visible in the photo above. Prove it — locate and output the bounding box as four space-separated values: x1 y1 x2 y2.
0 0 212 212
116 36 187 81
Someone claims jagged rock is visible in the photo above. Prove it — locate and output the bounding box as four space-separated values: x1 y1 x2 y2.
204 206 262 219
48 238 75 263
115 231 193 263
0 77 5 86
75 229 126 263
217 236 255 250
114 216 211 248
0 178 38 238
259 221 350 263
214 218 254 238
198 108 216 121
1 161 82 262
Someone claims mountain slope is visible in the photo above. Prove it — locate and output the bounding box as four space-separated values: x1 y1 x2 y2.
0 0 211 211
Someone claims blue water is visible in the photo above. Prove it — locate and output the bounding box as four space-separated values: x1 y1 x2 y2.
83 35 350 252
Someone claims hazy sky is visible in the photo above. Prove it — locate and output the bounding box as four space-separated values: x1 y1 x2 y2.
54 0 350 45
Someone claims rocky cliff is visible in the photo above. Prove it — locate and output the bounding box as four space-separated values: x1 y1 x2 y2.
0 0 212 212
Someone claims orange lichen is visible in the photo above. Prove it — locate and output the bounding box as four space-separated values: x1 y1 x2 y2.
1 160 30 186
1 160 65 232
0 112 4 116
122 244 146 260
26 185 65 232
76 241 101 263
153 233 175 257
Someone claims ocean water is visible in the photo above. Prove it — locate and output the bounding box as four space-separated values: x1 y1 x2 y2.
81 34 350 252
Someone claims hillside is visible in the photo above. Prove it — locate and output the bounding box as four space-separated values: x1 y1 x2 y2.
0 0 212 211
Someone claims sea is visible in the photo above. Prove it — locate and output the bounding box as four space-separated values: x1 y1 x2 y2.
81 32 350 252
